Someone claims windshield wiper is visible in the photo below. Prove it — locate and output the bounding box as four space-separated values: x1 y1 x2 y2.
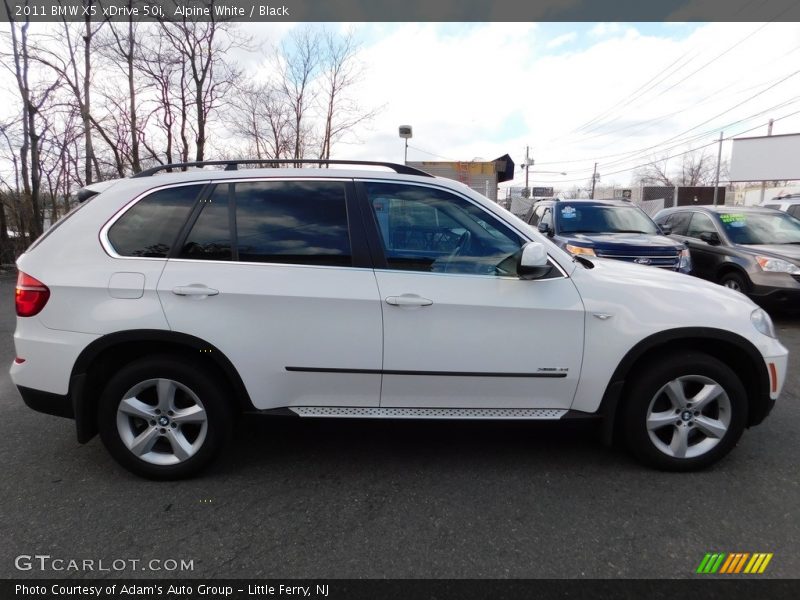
613 229 651 234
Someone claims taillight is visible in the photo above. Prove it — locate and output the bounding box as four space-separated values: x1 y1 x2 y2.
15 272 50 317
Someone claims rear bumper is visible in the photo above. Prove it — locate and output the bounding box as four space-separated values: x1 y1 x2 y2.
17 385 74 419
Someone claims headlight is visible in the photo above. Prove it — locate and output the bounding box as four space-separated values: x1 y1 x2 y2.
565 244 595 256
678 247 692 272
751 308 777 338
755 256 800 274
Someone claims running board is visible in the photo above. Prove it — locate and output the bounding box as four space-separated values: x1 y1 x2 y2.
288 407 568 420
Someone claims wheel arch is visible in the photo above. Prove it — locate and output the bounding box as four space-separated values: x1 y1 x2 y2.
70 330 254 443
598 327 771 444
715 263 750 286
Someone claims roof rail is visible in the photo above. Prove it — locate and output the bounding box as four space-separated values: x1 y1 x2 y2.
132 159 433 179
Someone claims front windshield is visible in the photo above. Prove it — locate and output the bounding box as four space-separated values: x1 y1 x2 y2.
719 211 800 245
556 204 659 235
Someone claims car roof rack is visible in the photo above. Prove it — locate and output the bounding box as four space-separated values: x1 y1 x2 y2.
132 159 433 179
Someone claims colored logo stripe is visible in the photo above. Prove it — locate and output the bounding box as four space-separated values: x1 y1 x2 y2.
697 553 773 574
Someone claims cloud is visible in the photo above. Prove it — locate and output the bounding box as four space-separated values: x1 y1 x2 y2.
546 32 577 49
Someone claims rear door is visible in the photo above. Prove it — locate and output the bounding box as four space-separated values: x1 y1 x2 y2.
157 179 383 410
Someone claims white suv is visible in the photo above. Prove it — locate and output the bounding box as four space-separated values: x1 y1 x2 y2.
761 194 800 218
10 160 788 479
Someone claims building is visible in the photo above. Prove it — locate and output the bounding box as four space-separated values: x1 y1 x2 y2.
407 155 514 203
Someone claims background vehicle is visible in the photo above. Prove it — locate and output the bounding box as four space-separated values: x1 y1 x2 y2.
654 205 800 309
525 199 691 272
10 160 786 478
760 193 800 218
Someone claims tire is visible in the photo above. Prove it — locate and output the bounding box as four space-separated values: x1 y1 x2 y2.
718 271 748 294
623 352 747 471
98 355 234 480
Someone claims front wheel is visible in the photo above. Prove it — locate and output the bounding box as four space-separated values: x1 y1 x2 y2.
623 352 747 471
98 356 233 479
719 272 748 294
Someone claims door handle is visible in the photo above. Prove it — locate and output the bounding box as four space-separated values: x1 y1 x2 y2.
385 294 433 307
172 285 219 297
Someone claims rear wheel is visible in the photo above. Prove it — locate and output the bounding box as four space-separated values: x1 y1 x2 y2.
623 353 747 471
98 356 233 479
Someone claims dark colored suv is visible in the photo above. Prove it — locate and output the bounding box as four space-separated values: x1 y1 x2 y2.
524 199 691 272
653 205 800 309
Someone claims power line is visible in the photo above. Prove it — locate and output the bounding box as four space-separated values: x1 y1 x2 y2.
529 109 800 184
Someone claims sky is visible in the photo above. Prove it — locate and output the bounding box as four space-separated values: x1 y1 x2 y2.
252 21 799 193
3 20 800 194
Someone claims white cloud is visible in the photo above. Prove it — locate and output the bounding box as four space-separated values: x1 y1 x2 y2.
546 32 577 49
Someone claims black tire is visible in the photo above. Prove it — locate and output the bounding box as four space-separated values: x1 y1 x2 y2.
98 355 234 480
623 352 747 471
718 271 749 294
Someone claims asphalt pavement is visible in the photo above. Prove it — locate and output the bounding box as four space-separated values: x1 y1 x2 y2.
0 272 798 579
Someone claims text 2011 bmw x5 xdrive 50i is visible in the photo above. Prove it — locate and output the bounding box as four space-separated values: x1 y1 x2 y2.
10 160 788 479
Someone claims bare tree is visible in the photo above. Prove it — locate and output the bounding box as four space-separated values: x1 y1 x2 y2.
99 0 143 172
159 10 245 162
317 29 378 160
277 27 321 160
634 149 720 188
228 81 292 161
2 0 63 239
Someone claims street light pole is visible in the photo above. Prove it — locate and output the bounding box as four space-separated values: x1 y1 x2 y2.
590 162 598 199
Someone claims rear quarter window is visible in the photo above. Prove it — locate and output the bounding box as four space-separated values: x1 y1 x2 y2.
107 185 204 257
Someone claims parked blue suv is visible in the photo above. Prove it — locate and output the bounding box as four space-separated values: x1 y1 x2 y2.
524 199 692 272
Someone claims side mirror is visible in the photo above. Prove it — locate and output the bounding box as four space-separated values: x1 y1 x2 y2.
538 222 553 236
659 223 672 235
518 242 554 280
699 231 721 245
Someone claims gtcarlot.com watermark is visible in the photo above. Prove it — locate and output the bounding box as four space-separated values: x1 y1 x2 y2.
15 554 194 573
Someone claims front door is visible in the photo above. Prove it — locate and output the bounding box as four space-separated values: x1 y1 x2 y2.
362 181 585 409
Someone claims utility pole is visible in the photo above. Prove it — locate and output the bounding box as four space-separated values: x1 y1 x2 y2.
590 162 598 199
759 119 774 204
713 131 723 206
524 146 531 196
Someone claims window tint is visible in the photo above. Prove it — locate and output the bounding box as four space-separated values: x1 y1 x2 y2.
180 186 232 261
108 185 203 257
366 182 522 276
667 212 692 235
788 205 800 218
234 181 351 266
686 213 717 239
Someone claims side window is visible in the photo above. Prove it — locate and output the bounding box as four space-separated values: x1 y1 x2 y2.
366 182 523 276
108 185 204 257
529 205 546 226
788 205 800 218
539 207 553 230
686 213 717 239
180 186 232 261
234 180 351 266
763 204 780 210
668 211 692 236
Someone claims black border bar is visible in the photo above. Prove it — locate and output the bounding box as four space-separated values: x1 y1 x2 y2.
2 0 800 23
4 579 800 600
